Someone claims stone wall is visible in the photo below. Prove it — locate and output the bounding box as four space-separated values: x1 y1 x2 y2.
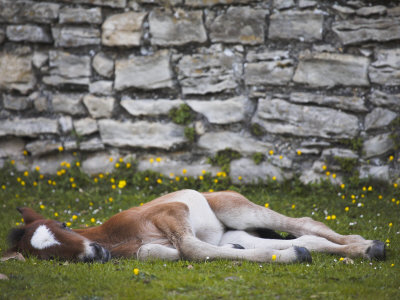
0 0 399 184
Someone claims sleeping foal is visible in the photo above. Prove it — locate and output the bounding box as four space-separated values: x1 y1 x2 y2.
6 190 385 263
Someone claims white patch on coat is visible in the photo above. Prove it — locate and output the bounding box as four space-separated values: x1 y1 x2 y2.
78 240 95 260
30 225 61 249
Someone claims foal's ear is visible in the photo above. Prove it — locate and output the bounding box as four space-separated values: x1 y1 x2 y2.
17 207 45 224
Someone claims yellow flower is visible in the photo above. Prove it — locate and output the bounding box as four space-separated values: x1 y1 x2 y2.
214 179 218 183
71 183 76 188
91 218 95 223
199 176 204 181
99 173 104 178
391 264 395 267
325 171 330 176
11 160 15 165
17 177 21 182
340 184 345 189
264 203 269 208
52 181 56 186
89 202 93 206
40 174 44 179
331 215 336 220
112 184 116 189
21 181 25 186
182 169 187 174
271 254 277 261
209 189 214 193
110 178 115 183
126 163 131 168
149 158 154 163
378 195 383 200
156 157 162 162
351 195 355 199
326 216 331 220
157 179 162 184
238 176 243 181
341 195 345 199
23 150 28 156
291 204 296 209
392 198 396 203
332 173 336 179
175 176 180 182
133 268 140 275
72 215 78 220
94 178 98 183
54 212 58 217
58 146 64 152
389 222 393 227
145 177 149 182
368 186 373 191
109 197 113 202
115 163 120 168
33 182 38 187
362 186 366 191
35 166 40 171
272 176 276 181
202 170 206 174
345 207 349 212
119 158 123 163
109 157 113 162
69 177 74 183
76 162 81 167
297 150 302 156
66 222 72 227
118 180 127 189
48 180 52 185
269 150 274 155
279 155 283 160
389 155 394 161
322 165 327 170
339 257 344 261
394 183 398 188
40 205 45 210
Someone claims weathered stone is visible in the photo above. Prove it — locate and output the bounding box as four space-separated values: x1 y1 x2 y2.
273 0 295 10
185 0 248 6
81 152 118 175
369 90 400 110
52 94 86 116
80 138 105 151
360 165 389 181
332 18 400 45
93 53 114 78
59 116 73 133
135 0 181 5
0 51 35 94
33 95 48 112
177 48 243 95
64 140 78 151
332 5 355 17
369 49 400 86
299 170 341 185
121 98 184 116
60 0 126 8
269 11 323 41
270 155 293 169
59 7 102 24
186 97 249 124
0 2 59 24
230 158 286 184
149 9 206 46
32 51 48 69
6 25 52 43
252 98 360 139
89 81 113 95
198 132 272 155
356 6 386 16
32 154 74 175
0 29 4 44
83 95 115 118
98 120 185 150
74 118 98 136
138 157 220 177
293 52 369 87
363 133 395 158
321 148 359 160
43 51 91 86
365 108 397 131
115 50 173 91
290 92 368 112
388 6 400 17
3 95 31 111
299 0 317 8
52 26 100 47
208 7 267 45
0 138 25 158
102 12 147 47
245 50 294 85
26 140 62 157
0 118 59 137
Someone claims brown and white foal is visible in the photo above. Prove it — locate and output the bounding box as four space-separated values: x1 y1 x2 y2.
6 190 385 263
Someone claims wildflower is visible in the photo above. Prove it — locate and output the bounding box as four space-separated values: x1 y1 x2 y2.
133 268 140 275
392 198 396 203
291 204 296 209
23 150 28 156
345 207 349 212
66 163 71 168
99 174 104 179
368 186 373 191
72 215 78 220
238 176 242 181
202 170 206 174
389 223 393 227
279 155 283 160
58 146 64 152
182 169 187 174
71 183 76 188
264 203 269 208
339 257 344 261
391 264 395 267
35 166 40 172
271 254 277 261
115 163 120 168
341 195 345 199
40 205 45 210
48 180 52 185
214 179 218 183
331 215 336 220
17 177 21 182
109 197 113 203
73 152 77 156
157 179 162 184
52 181 56 186
326 171 330 176
112 185 116 189
110 178 115 183
332 174 336 179
326 216 331 220
149 158 154 163
175 176 180 182
118 180 127 189
140 203 144 206
126 163 131 168
269 150 274 155
340 184 345 189
361 194 365 198
69 178 74 183
156 157 162 162
89 202 93 206
297 150 302 156
66 222 72 227
21 181 25 186
199 176 204 181
11 160 15 165
91 218 96 223
184 177 188 181
378 195 383 200
394 183 398 188
362 186 367 191
2 185 7 190
40 174 44 179
119 158 123 163
54 212 59 217
94 178 98 183
322 165 327 170
145 177 149 182
109 157 114 162
209 189 214 193
272 176 276 181
389 155 394 161
76 162 81 167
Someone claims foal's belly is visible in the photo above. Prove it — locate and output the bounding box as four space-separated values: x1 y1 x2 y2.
165 189 225 245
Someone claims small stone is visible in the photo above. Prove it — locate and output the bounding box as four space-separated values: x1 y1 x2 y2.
57 0 126 8
360 165 389 181
0 118 59 137
32 153 74 175
59 116 73 133
80 137 105 151
32 51 48 69
321 148 359 160
83 95 115 118
0 252 26 262
25 140 63 157
369 90 400 110
230 158 286 184
273 0 295 10
52 26 100 47
6 25 52 43
0 138 25 158
365 108 397 131
74 118 98 136
363 133 395 159
64 140 78 151
369 49 400 86
3 95 31 111
356 6 386 16
92 53 114 78
81 152 117 175
121 98 184 116
89 81 113 95
102 12 147 47
59 7 102 24
52 94 86 116
33 95 48 112
299 0 317 8
0 2 59 24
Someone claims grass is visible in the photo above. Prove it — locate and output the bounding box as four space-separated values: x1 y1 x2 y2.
0 158 399 299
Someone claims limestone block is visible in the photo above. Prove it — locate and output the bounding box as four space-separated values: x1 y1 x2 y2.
52 26 100 47
59 7 102 24
32 51 48 69
208 7 267 45
293 52 369 87
299 170 341 185
332 18 400 45
177 49 243 95
115 50 173 90
52 94 86 116
363 133 395 158
369 90 400 110
121 98 184 116
245 50 294 85
0 51 35 94
81 152 118 175
80 138 105 151
74 118 98 136
0 118 59 137
299 0 317 8
98 120 185 149
356 6 387 16
365 108 397 131
149 9 206 46
321 148 359 160
32 154 74 175
0 2 59 24
360 165 389 181
369 49 400 86
186 0 248 6
60 0 126 7
3 95 31 111
43 51 91 86
83 95 115 118
59 116 73 133
186 96 249 124
230 158 286 184
93 53 114 78
273 0 295 10
89 81 113 95
198 132 272 155
6 25 52 43
269 11 323 41
102 12 147 47
252 98 360 139
0 138 25 158
25 140 62 157
290 92 368 112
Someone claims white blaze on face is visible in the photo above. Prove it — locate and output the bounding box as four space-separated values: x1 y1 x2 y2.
30 225 61 249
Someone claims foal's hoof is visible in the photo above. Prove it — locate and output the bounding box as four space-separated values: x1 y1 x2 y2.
294 246 312 263
366 240 386 261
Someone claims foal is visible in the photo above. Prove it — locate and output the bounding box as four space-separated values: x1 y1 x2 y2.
6 190 385 263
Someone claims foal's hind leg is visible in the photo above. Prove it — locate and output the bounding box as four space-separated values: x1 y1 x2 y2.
204 191 385 260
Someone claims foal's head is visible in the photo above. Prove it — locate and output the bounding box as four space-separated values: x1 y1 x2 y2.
6 207 110 262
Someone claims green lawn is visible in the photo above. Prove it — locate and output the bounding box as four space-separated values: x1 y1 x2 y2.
0 161 399 299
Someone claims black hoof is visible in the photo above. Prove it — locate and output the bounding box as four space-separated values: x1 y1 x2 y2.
366 240 386 261
294 246 312 263
231 243 245 249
